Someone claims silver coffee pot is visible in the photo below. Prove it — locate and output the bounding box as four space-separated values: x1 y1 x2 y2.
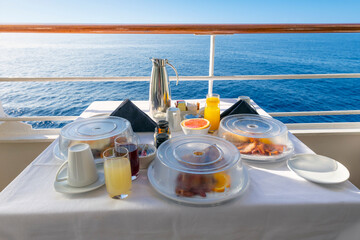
149 58 179 120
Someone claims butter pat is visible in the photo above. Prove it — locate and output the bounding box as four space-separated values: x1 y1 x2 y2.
176 100 187 111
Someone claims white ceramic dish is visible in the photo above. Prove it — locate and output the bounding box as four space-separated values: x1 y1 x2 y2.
287 154 350 184
54 163 105 194
138 144 157 169
180 118 210 135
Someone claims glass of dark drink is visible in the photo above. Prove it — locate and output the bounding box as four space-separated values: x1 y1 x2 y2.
115 134 140 180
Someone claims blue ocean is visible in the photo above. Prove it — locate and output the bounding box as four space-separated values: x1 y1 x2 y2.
0 33 359 128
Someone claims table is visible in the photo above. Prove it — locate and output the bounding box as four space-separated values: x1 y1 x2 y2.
1 99 360 240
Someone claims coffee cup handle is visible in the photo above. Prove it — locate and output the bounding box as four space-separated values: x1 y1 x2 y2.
55 160 68 182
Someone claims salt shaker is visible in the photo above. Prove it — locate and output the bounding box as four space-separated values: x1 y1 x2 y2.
166 107 182 132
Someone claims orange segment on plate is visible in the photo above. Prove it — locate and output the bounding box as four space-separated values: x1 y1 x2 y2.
259 138 273 145
213 172 231 192
182 118 210 129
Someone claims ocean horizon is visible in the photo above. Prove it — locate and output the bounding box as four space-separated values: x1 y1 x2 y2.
1 33 360 128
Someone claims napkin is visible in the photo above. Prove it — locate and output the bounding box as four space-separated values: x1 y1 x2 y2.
110 99 157 132
220 99 258 119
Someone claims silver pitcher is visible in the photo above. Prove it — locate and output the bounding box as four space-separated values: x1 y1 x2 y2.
149 58 179 120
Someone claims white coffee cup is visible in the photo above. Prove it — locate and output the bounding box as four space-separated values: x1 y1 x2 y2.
166 107 182 132
55 143 98 187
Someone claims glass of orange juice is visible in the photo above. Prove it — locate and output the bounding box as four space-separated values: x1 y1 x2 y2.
103 147 132 199
204 93 220 132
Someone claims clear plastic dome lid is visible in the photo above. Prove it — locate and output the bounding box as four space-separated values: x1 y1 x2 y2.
55 116 134 161
218 114 293 163
60 116 132 141
220 114 287 139
157 135 241 174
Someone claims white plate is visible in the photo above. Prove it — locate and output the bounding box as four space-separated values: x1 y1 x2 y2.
242 141 294 164
287 154 350 184
147 162 249 206
54 163 105 194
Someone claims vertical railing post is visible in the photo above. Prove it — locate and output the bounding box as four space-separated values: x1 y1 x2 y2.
208 35 215 95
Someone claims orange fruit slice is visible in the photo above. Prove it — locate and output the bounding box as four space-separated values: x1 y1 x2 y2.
182 118 210 129
259 138 273 145
213 172 231 192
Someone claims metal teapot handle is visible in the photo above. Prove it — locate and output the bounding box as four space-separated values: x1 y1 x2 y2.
165 60 179 86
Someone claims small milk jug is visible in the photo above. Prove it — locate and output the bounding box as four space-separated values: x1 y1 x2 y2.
149 58 179 120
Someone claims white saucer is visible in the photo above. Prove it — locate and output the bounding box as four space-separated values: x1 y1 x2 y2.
54 163 105 194
287 154 350 184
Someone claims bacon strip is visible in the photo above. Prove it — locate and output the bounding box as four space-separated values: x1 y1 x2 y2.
236 139 286 156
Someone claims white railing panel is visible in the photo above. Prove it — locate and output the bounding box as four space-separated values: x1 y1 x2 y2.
269 110 360 117
0 116 78 121
208 35 215 95
1 73 360 82
1 110 360 123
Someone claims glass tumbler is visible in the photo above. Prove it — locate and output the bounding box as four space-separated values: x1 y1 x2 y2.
103 147 132 199
115 134 140 180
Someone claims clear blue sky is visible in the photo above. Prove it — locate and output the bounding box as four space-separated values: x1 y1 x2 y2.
0 0 359 24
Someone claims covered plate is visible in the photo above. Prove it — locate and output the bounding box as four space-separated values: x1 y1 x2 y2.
218 114 294 163
148 135 249 205
54 116 133 161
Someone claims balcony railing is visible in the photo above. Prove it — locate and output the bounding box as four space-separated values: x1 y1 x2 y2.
1 24 360 125
1 24 360 34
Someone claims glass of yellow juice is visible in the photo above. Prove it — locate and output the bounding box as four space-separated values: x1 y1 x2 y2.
103 147 132 199
204 93 220 132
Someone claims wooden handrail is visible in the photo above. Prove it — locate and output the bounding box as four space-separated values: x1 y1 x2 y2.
0 24 360 34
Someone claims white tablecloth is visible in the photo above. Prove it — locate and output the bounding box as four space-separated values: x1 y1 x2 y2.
1 100 360 240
